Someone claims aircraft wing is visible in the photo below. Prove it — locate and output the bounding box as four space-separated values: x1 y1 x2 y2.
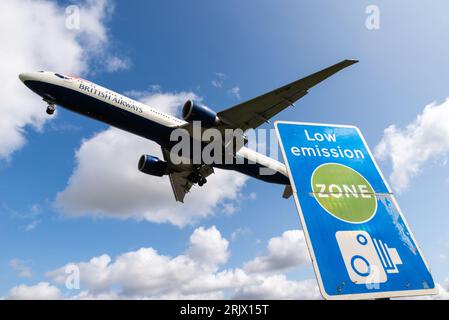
216 59 358 131
161 148 214 202
167 170 193 203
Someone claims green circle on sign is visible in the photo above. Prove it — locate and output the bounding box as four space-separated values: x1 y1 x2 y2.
311 163 377 223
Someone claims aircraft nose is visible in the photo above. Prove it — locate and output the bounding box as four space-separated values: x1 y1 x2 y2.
19 72 48 97
19 72 34 83
19 71 45 84
19 73 27 82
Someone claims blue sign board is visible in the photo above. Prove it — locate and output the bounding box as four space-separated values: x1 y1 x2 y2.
275 121 437 300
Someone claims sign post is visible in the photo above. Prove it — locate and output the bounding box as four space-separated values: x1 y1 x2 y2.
275 121 437 300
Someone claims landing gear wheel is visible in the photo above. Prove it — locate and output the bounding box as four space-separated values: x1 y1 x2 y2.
46 104 55 115
198 178 207 187
188 172 207 186
188 172 201 184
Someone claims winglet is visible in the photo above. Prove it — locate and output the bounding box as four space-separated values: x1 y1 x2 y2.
342 59 359 68
299 59 359 89
282 185 293 199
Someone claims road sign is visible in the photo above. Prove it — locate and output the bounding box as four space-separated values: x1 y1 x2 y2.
275 121 437 300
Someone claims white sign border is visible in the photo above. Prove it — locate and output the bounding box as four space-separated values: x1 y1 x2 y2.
275 120 438 300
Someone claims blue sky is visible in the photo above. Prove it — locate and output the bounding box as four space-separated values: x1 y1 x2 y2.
1 0 449 299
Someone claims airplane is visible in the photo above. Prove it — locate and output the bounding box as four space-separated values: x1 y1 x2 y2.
19 59 357 202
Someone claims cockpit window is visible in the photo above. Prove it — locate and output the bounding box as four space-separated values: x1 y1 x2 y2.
55 73 69 80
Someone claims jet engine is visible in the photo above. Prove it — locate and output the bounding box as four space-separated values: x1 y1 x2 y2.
138 155 169 177
182 100 219 128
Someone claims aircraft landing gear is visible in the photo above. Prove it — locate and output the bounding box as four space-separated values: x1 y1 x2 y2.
188 172 208 187
43 95 56 115
46 103 55 115
198 177 207 187
187 165 213 187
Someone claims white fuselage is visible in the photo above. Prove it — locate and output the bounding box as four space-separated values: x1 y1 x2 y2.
19 71 288 184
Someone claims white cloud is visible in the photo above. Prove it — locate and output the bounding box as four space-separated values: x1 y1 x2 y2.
231 227 252 241
7 226 445 300
211 72 226 88
211 73 242 100
25 220 41 232
243 230 310 273
1 203 43 231
105 56 131 72
47 226 251 299
49 255 112 294
0 0 122 161
228 86 241 100
375 99 449 191
432 283 449 300
54 91 248 227
24 204 42 231
9 259 32 278
11 227 319 300
187 226 229 266
70 291 122 300
211 80 223 88
432 278 449 300
8 282 62 300
233 275 320 300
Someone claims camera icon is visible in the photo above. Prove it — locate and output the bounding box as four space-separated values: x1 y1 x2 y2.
336 231 403 285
